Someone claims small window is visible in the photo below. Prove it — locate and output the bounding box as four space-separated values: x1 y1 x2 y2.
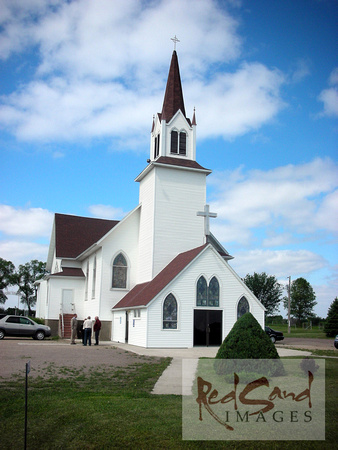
85 261 89 300
154 134 160 158
179 131 186 155
170 130 178 154
208 277 219 307
196 276 207 306
92 257 97 298
112 253 127 288
237 296 249 319
163 294 177 329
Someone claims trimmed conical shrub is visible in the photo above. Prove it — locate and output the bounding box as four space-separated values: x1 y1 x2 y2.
214 313 284 377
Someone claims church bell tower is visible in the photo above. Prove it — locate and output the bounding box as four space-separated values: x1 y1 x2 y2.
136 46 211 283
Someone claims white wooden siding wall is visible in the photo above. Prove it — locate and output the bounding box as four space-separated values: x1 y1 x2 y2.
99 208 140 320
36 280 47 318
152 167 206 277
127 309 147 347
147 247 265 348
47 277 85 319
138 170 156 282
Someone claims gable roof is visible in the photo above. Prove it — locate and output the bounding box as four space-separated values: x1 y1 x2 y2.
113 244 208 309
161 50 186 123
55 213 119 258
49 267 85 278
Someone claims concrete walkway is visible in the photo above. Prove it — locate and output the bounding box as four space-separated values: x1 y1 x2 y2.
111 342 312 396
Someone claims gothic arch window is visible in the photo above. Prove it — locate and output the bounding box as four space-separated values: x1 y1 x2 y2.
237 296 250 319
196 276 208 306
112 253 127 289
196 276 220 307
163 294 177 329
154 134 160 159
92 256 96 298
85 261 89 300
170 129 187 155
208 277 220 307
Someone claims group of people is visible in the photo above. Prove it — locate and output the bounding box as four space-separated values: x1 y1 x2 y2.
70 314 101 346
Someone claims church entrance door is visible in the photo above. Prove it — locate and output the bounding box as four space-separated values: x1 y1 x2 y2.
193 310 222 346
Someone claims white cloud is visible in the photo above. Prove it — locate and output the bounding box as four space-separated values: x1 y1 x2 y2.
230 249 327 279
0 205 53 237
88 204 126 220
209 158 338 245
0 240 48 266
318 67 338 117
0 0 286 144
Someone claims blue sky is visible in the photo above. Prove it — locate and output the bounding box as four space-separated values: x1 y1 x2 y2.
0 0 337 317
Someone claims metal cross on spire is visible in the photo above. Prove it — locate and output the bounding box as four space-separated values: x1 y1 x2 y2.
197 204 217 236
171 35 180 51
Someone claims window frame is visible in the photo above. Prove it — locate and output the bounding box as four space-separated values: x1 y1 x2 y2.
162 293 178 330
111 252 128 289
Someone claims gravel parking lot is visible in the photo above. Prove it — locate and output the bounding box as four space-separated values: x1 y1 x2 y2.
0 338 161 380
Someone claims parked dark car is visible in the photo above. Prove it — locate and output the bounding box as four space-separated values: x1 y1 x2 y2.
265 326 284 344
0 315 51 340
334 335 338 349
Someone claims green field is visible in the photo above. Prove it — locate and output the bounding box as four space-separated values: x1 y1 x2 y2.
0 354 337 449
266 323 331 339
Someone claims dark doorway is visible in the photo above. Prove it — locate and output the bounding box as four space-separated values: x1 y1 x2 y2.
125 311 129 343
194 310 222 346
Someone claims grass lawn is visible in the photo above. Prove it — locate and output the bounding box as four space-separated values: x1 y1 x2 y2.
266 324 330 339
0 356 337 449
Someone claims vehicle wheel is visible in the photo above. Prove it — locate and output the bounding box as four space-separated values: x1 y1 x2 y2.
270 336 276 344
0 329 5 340
35 331 45 340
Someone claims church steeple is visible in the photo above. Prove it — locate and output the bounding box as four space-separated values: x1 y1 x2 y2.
149 48 196 162
161 50 186 122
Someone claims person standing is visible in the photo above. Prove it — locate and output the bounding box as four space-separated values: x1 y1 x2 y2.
83 316 93 346
94 316 101 345
70 313 77 344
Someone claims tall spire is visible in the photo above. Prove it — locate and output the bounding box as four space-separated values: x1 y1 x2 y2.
161 50 186 122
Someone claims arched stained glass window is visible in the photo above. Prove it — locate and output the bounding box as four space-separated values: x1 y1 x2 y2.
208 277 219 307
179 131 186 155
237 296 249 319
163 294 177 329
112 253 127 289
170 130 178 153
196 276 208 306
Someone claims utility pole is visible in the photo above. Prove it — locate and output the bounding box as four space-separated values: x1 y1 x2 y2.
287 276 291 334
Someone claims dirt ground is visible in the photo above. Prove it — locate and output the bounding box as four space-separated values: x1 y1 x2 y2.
0 336 335 381
0 338 162 381
276 337 335 350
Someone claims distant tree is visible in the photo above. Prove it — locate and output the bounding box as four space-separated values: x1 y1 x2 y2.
16 260 46 315
283 277 317 324
0 258 16 304
324 298 338 337
243 272 283 316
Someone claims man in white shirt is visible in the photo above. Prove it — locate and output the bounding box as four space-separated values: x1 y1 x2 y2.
83 316 93 346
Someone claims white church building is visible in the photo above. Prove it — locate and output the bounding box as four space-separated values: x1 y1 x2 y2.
36 50 265 347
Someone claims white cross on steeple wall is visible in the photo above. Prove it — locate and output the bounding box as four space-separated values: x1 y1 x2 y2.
197 204 217 236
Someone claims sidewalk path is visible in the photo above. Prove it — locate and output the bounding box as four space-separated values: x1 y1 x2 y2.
111 343 312 395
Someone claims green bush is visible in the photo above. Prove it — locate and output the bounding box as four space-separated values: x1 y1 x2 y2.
214 313 284 377
324 298 338 337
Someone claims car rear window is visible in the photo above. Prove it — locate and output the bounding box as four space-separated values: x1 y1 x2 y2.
6 316 20 323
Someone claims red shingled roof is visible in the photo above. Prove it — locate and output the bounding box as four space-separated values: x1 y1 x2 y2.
50 268 85 277
113 244 208 309
55 213 119 258
161 50 186 122
155 156 210 172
